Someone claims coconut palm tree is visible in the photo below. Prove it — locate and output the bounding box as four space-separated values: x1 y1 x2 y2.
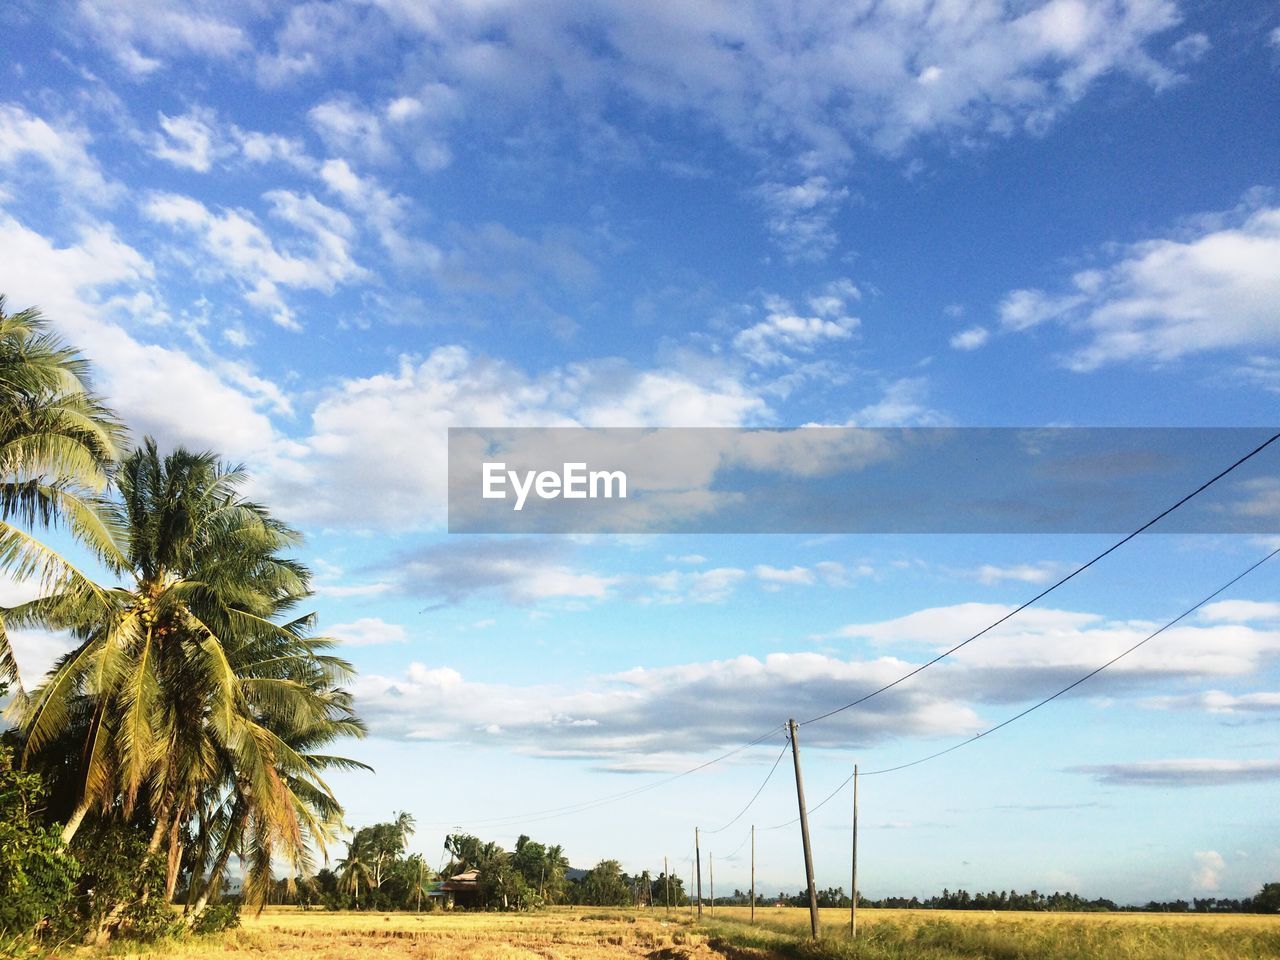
10 440 366 937
0 296 123 687
337 838 374 910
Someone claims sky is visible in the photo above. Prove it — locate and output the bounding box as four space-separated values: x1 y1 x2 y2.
1 0 1279 904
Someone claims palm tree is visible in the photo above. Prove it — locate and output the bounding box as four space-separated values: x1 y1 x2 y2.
0 296 123 687
337 838 374 910
10 440 366 935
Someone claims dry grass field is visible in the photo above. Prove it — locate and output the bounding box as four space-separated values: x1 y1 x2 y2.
96 905 1280 960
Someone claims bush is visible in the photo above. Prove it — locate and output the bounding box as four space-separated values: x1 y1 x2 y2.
190 902 241 935
0 746 80 937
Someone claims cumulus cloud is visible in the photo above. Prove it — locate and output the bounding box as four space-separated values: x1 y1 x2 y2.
1191 850 1226 891
262 346 768 529
351 650 983 761
999 201 1280 369
833 601 1280 703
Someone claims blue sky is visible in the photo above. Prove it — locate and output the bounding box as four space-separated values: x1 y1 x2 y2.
2 0 1279 903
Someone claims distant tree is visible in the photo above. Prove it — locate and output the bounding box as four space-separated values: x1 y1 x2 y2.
579 860 631 907
1251 883 1280 913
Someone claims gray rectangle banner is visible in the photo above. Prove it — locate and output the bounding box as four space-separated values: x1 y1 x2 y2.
447 427 1280 534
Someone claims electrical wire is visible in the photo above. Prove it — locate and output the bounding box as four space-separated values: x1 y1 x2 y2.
764 545 1280 828
704 735 790 834
798 430 1280 728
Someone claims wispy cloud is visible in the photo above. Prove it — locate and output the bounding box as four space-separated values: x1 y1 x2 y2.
1071 759 1280 786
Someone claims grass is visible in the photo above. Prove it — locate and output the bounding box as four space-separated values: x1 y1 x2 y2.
88 905 1280 960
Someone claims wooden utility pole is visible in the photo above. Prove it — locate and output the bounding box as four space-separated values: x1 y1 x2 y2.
788 718 821 940
750 824 756 924
665 856 671 914
850 764 859 938
709 853 714 917
695 827 703 919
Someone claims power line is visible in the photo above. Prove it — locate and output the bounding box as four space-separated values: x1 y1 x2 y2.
861 546 1280 777
799 430 1280 728
705 735 790 834
766 545 1280 827
719 826 753 862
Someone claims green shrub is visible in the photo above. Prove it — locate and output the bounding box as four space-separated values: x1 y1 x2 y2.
0 746 80 938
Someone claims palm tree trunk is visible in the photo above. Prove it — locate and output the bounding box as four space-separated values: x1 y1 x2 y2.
187 798 247 923
165 818 183 903
92 804 175 944
60 798 91 845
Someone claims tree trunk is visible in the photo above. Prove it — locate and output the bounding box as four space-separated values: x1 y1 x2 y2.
92 806 175 944
60 798 91 845
165 817 183 903
187 798 247 924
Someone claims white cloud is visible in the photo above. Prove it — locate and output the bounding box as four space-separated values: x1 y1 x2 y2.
259 345 771 529
141 190 367 329
754 562 858 589
833 600 1280 701
645 567 748 604
754 564 815 587
846 377 947 427
969 563 1063 586
352 650 983 758
329 617 409 647
735 291 859 366
950 326 990 351
318 159 436 267
75 0 254 75
754 177 851 261
1143 690 1280 714
0 212 287 464
1192 851 1226 891
151 107 229 172
1199 599 1280 623
0 103 118 201
1000 202 1280 369
1073 759 1280 786
309 97 392 164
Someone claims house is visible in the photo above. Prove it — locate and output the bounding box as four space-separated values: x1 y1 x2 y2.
435 868 482 909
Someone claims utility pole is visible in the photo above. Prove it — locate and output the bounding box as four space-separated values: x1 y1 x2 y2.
850 764 858 939
788 718 820 940
665 856 671 914
695 827 703 919
751 824 756 924
709 853 714 917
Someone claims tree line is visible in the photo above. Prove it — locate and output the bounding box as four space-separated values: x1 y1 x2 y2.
770 885 1280 913
247 818 691 912
0 297 366 946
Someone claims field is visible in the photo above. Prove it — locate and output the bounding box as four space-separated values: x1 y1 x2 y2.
97 906 1280 960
